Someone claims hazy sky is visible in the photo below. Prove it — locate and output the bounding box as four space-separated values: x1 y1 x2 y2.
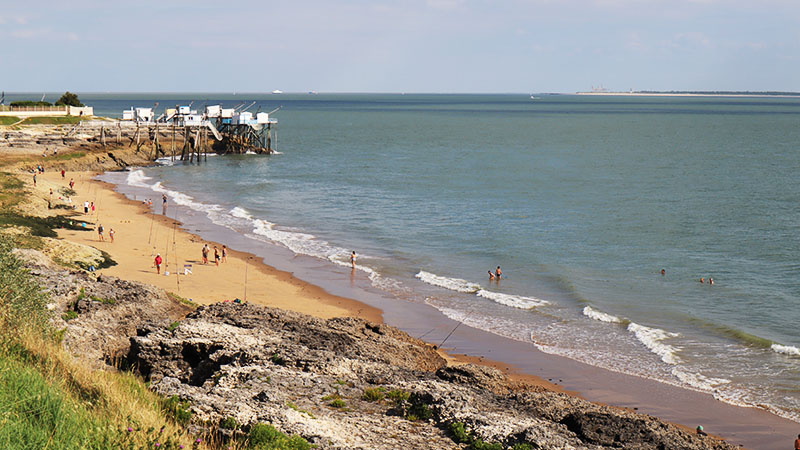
2 0 799 93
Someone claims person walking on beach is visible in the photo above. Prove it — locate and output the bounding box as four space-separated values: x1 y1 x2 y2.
793 433 800 450
162 194 168 215
33 173 36 186
154 253 162 274
350 251 357 269
69 178 74 190
214 246 220 266
97 224 104 241
495 266 502 280
221 245 227 263
109 228 115 243
61 169 65 179
84 201 90 214
91 202 95 213
202 244 210 264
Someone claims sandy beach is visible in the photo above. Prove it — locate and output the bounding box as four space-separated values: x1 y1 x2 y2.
32 170 382 323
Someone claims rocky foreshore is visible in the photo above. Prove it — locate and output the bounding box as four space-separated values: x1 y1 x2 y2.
21 248 738 450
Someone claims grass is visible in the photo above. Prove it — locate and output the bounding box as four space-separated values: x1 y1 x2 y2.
0 116 20 126
362 387 385 402
286 401 315 419
51 150 87 161
386 389 410 404
246 423 310 450
0 235 209 449
447 422 504 450
22 116 85 125
167 291 198 309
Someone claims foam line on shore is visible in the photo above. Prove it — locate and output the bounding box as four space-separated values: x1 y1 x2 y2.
415 270 548 309
771 343 800 357
583 305 624 323
125 172 405 294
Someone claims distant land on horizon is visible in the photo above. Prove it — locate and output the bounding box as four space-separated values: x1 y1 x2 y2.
575 90 800 97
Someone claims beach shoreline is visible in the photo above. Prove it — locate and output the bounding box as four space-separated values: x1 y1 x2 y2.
19 162 800 450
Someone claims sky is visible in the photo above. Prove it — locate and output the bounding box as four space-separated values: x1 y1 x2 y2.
2 0 799 93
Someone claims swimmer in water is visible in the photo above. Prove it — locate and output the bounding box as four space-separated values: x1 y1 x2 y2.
709 278 714 285
488 270 495 280
495 266 502 280
699 278 705 283
661 269 665 276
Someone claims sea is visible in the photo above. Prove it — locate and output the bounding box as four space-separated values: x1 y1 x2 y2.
37 92 800 423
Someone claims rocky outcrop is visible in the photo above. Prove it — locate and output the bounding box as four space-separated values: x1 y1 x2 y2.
16 249 193 365
129 303 738 450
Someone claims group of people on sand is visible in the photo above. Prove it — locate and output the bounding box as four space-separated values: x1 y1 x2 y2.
201 243 227 266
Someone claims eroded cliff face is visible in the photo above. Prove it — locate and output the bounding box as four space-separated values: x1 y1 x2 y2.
20 248 737 450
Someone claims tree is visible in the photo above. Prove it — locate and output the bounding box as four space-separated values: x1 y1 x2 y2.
55 91 84 107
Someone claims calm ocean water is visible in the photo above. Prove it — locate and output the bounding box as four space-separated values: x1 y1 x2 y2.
87 93 800 422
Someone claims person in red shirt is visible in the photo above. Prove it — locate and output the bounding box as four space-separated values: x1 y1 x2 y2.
154 254 162 274
794 434 800 450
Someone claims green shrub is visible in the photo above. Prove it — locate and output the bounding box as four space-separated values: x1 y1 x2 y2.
247 423 310 450
55 91 84 107
270 353 286 365
472 440 502 450
512 443 535 450
219 416 238 429
160 395 192 425
168 321 180 332
386 389 409 404
406 402 432 421
362 387 385 402
450 422 470 444
10 101 52 107
62 311 78 321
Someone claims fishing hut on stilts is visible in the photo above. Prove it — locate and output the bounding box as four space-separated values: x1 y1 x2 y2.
215 103 279 155
119 101 279 162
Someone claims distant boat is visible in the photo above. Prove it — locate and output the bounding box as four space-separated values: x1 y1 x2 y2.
272 90 283 94
530 95 540 100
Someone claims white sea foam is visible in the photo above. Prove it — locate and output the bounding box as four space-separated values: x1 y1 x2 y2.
415 271 480 293
155 157 177 166
771 343 800 357
125 169 153 187
476 289 548 309
627 322 681 365
583 306 623 323
230 207 253 220
672 368 730 391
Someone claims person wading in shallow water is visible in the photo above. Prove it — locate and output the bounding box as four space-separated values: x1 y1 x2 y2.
350 251 357 269
495 266 502 280
794 433 800 450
